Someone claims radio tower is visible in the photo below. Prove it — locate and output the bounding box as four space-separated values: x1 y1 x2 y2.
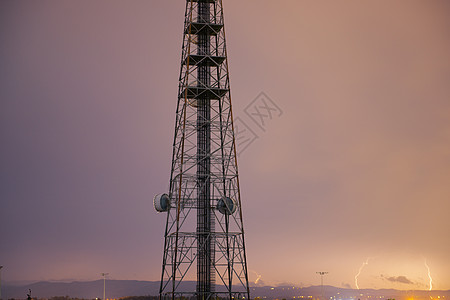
153 1 250 300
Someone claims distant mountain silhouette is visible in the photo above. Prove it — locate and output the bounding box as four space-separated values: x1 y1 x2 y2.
3 281 449 300
3 280 160 299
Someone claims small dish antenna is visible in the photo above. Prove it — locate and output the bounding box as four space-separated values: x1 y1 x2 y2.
217 196 237 215
154 193 171 212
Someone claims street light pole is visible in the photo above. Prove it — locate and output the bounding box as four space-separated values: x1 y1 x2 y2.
316 271 328 300
101 273 109 300
0 266 3 300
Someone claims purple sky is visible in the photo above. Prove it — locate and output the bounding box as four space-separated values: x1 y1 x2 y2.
1 0 450 290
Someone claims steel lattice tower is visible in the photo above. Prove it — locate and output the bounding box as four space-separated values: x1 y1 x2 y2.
153 1 250 300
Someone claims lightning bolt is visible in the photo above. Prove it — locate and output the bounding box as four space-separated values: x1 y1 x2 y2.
250 270 262 285
354 257 375 289
423 257 433 291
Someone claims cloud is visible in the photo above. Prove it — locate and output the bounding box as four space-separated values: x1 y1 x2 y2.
341 283 352 289
381 275 414 285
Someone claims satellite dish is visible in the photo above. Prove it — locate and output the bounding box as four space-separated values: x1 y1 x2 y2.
217 196 237 215
154 193 170 212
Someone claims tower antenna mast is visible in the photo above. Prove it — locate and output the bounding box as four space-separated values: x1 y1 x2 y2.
154 1 250 300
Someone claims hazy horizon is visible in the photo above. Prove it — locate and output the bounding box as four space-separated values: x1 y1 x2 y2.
2 279 449 291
